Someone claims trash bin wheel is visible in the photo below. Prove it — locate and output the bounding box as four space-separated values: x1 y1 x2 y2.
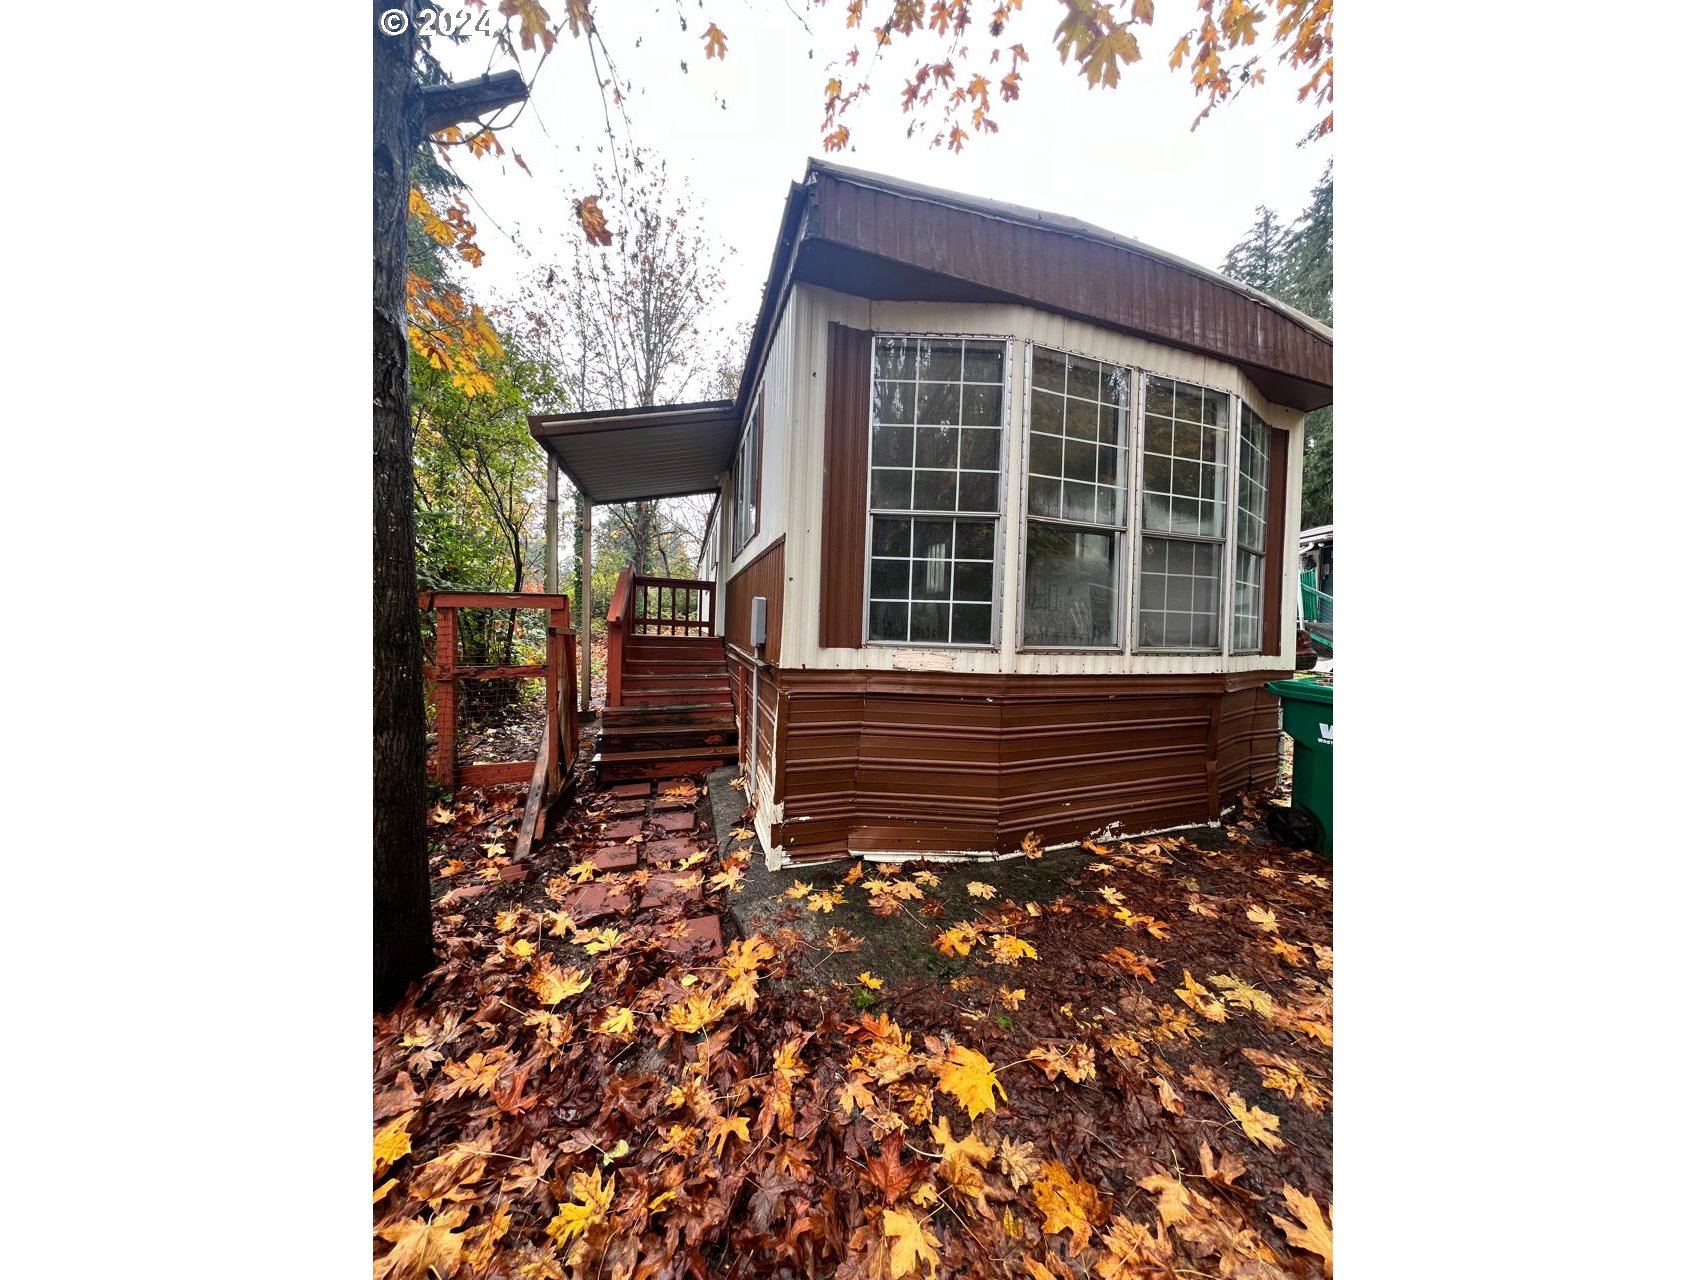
1266 802 1323 852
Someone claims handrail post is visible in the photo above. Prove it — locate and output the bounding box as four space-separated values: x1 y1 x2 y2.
433 603 458 788
606 566 633 709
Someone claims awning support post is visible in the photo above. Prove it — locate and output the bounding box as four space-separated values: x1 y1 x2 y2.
578 491 593 714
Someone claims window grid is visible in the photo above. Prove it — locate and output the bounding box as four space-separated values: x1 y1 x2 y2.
1136 374 1233 652
1026 347 1129 527
1022 344 1130 649
732 410 759 553
1232 405 1270 653
866 336 1006 648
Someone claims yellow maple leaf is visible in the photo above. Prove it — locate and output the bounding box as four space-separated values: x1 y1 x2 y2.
934 1043 1007 1119
1032 1160 1105 1256
807 889 846 913
596 1006 636 1039
545 1168 614 1247
577 926 623 955
1174 970 1227 1022
1209 974 1276 1018
999 986 1026 1009
882 1207 942 1279
858 971 885 989
1271 1184 1333 1274
933 924 978 956
665 990 725 1034
998 1135 1041 1188
1094 1213 1171 1278
913 869 941 887
967 881 996 899
505 937 535 959
529 961 591 1007
373 1112 414 1176
989 934 1038 964
1020 830 1044 859
1227 1092 1285 1151
1247 904 1279 932
1098 886 1126 906
784 880 813 899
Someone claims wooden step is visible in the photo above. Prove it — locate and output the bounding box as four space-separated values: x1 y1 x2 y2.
593 742 742 781
602 702 737 725
598 725 735 752
621 690 735 708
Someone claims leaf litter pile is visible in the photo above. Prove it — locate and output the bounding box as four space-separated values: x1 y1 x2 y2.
376 780 1332 1279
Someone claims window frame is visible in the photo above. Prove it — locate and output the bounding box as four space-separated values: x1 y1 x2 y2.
1132 371 1239 655
861 332 1012 650
1230 402 1270 655
1016 341 1132 653
730 400 762 556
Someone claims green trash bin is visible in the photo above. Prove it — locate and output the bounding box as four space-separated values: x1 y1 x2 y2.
1265 679 1333 857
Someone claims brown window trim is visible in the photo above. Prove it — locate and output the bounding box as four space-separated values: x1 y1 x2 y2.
819 323 872 649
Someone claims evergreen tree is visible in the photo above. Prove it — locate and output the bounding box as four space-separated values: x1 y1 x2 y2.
1223 163 1333 528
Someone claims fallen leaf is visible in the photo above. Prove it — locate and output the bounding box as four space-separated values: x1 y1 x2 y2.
1032 1160 1105 1256
933 1044 1006 1119
858 971 885 990
1271 1184 1333 1274
374 1207 469 1280
373 1112 414 1176
882 1207 942 1278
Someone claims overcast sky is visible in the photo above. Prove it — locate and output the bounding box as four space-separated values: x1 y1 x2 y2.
431 2 1332 368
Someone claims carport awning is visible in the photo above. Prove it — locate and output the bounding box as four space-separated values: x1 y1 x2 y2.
527 400 739 503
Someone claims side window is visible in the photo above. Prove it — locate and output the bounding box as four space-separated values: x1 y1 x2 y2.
866 336 1005 646
1022 346 1130 648
732 401 761 553
1232 405 1271 653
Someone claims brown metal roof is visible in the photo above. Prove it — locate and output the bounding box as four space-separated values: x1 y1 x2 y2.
737 160 1333 417
527 401 739 503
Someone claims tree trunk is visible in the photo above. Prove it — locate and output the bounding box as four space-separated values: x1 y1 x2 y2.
373 3 434 1010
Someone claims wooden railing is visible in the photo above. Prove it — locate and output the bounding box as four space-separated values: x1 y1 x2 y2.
631 575 716 636
422 591 579 860
605 567 633 709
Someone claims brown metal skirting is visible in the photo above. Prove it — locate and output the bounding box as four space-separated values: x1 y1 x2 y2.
766 668 1286 860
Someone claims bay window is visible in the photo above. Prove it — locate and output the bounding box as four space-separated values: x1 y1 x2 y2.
1136 375 1232 651
866 336 1005 645
1022 346 1129 648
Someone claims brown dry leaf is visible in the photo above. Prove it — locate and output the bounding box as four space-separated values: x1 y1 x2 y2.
882 1207 942 1279
1020 830 1044 859
1197 1139 1251 1195
1137 1172 1193 1226
707 1113 750 1157
1094 1213 1172 1278
1032 1160 1106 1256
998 1135 1042 1188
1101 947 1157 981
1271 1184 1334 1274
528 960 591 1008
409 1141 490 1209
998 986 1026 1009
1209 974 1276 1018
865 1131 922 1205
1242 1048 1329 1110
1025 1042 1096 1082
1151 1074 1185 1115
374 1207 469 1280
934 1044 1006 1119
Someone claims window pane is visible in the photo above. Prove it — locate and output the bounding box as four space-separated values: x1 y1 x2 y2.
873 381 916 425
916 424 958 468
870 600 908 640
958 471 998 512
960 427 1000 471
1028 477 1061 518
918 341 962 382
1030 432 1062 478
918 382 960 426
914 469 957 511
910 601 950 642
1033 348 1066 393
963 383 1002 426
872 517 911 557
871 558 910 598
874 336 917 380
1024 522 1118 647
962 341 1004 383
871 469 912 510
1026 345 1128 537
954 560 993 602
872 422 914 467
955 520 994 560
1136 535 1222 651
951 603 992 645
